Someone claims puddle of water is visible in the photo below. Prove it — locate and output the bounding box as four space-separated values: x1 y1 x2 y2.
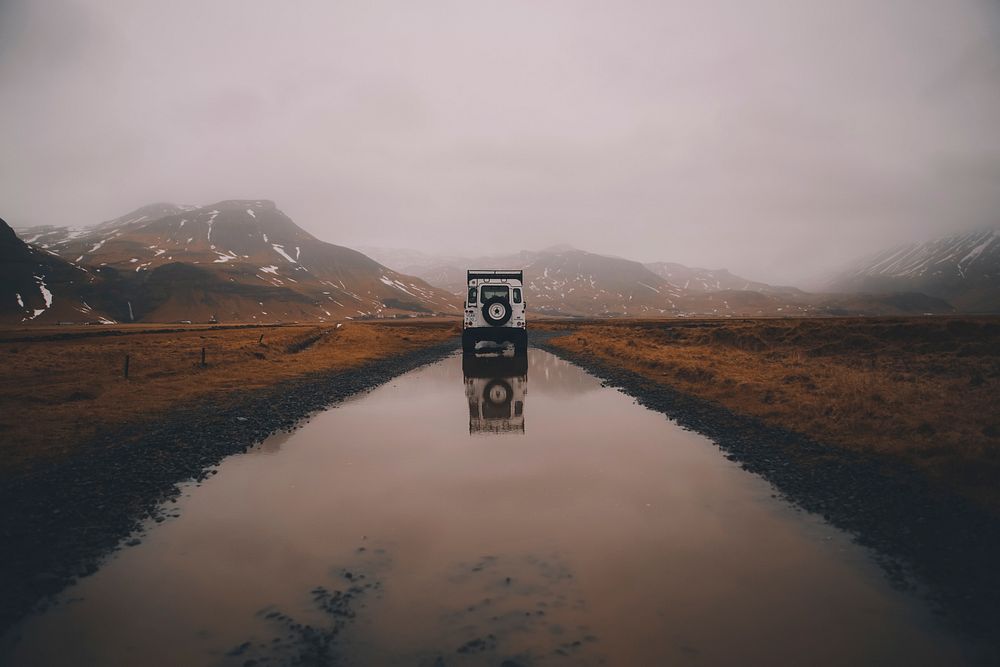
1 350 973 665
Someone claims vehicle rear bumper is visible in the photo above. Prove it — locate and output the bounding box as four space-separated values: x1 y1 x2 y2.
463 327 527 349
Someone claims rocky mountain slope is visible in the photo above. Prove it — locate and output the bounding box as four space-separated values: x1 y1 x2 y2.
357 247 537 295
12 201 459 323
644 262 804 297
829 228 1000 312
10 212 979 322
0 217 120 323
363 245 952 317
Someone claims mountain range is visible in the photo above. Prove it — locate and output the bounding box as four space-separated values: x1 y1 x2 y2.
1 217 112 323
827 228 1000 313
361 245 959 318
4 201 459 324
4 201 996 323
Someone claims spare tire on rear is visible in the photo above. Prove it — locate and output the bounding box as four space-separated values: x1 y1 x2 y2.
481 297 512 326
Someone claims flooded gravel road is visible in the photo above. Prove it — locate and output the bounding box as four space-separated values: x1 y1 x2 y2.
2 349 975 665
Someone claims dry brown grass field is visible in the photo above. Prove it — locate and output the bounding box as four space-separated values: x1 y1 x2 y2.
536 316 1000 511
0 320 458 473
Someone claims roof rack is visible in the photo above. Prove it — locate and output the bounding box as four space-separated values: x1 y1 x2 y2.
467 270 523 282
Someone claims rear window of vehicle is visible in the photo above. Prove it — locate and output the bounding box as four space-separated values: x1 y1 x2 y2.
480 285 509 301
467 287 477 305
512 288 522 303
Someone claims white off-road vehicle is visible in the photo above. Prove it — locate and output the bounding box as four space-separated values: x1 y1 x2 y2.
462 270 527 354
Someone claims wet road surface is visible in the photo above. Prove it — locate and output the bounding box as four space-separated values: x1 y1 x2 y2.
1 349 974 665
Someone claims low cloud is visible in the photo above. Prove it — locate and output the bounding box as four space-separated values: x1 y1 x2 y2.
2 0 999 285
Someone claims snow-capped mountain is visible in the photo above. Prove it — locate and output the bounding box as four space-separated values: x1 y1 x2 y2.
362 245 947 317
644 262 804 297
356 247 540 295
520 249 949 316
13 201 459 323
829 228 1000 312
522 248 686 316
0 217 118 323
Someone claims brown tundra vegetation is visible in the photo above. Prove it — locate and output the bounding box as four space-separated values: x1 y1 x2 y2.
0 320 458 473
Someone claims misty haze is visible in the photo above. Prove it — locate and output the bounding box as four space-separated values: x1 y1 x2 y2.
3 0 1000 286
2 1 999 665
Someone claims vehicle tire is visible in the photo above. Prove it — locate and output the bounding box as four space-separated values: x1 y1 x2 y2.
481 297 512 326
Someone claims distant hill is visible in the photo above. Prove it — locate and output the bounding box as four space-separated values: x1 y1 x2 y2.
10 214 978 322
356 247 538 295
362 245 952 317
828 228 1000 312
644 262 805 297
12 201 459 323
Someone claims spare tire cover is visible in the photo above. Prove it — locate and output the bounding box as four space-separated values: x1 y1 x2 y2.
481 297 512 326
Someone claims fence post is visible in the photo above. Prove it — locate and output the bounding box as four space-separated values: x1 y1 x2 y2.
123 354 130 379
258 333 264 345
201 346 206 368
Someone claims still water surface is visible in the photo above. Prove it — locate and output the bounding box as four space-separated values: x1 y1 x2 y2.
3 350 971 665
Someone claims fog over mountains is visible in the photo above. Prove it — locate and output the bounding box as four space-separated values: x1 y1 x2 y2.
3 1 999 288
4 201 458 324
3 199 997 324
828 229 1000 313
361 244 961 318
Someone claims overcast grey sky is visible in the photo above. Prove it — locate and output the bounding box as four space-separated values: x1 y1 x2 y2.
1 0 999 285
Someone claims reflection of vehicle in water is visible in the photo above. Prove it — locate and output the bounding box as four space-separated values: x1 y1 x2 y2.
463 354 528 435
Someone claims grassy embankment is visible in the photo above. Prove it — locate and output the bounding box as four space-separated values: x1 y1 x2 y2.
0 320 458 473
536 317 1000 511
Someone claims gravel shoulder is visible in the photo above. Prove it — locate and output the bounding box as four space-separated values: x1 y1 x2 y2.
534 334 1000 658
0 337 459 634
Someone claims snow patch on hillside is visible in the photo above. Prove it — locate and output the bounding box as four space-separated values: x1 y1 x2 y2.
271 244 297 263
206 210 220 242
23 275 53 320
